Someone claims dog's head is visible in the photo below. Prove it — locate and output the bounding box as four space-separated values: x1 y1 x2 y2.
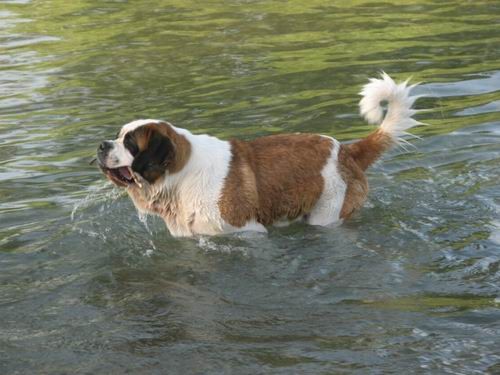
97 120 191 188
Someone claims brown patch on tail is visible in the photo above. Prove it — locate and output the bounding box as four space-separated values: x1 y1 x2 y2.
345 129 393 171
337 145 369 219
338 129 394 219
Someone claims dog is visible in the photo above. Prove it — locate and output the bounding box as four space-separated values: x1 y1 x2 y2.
96 73 421 237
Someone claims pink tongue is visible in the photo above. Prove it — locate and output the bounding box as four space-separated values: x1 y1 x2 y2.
119 167 132 180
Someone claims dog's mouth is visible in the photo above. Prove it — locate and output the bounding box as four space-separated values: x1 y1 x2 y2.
100 165 142 188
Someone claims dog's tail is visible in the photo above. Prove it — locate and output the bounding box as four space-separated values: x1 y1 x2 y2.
346 72 422 171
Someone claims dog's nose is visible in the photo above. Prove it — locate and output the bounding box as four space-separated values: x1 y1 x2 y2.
98 141 112 152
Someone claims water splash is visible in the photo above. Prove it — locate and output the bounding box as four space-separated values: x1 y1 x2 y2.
70 182 123 222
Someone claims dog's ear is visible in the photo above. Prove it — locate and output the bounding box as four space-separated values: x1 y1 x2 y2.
131 129 175 183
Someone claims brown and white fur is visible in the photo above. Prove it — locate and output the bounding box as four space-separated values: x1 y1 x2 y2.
96 73 422 237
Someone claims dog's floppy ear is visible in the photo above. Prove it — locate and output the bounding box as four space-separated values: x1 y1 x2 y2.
131 129 175 183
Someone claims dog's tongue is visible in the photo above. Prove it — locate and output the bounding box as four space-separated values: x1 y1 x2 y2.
119 166 132 180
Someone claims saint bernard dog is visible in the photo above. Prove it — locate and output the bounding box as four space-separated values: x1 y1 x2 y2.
96 73 422 237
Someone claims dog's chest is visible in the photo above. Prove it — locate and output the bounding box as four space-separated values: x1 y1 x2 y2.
162 206 225 237
132 192 224 237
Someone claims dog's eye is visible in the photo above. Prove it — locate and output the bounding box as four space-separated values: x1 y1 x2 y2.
124 134 139 156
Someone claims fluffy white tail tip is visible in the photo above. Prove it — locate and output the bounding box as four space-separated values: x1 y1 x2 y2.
359 72 422 139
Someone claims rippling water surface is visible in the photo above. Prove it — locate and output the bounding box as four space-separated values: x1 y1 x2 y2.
1 1 500 374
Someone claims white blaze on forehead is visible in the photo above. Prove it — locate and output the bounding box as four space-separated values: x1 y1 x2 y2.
118 119 163 138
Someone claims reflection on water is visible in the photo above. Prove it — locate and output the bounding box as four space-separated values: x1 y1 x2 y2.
1 0 499 373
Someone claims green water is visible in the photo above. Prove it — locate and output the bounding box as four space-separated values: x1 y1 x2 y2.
1 1 500 374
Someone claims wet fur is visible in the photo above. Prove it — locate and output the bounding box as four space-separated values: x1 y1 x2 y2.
97 74 421 237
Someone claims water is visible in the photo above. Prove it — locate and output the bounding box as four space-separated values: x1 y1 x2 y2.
1 0 499 373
